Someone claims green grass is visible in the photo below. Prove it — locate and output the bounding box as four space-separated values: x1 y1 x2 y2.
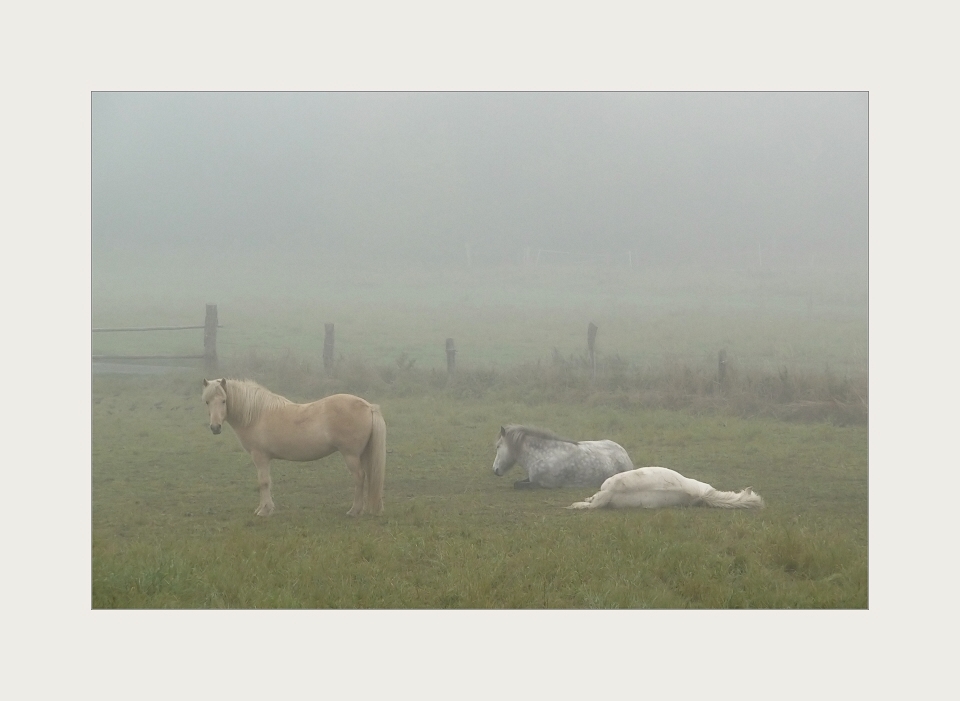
92 371 867 609
92 262 867 608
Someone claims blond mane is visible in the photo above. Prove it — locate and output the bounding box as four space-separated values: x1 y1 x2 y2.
224 378 292 428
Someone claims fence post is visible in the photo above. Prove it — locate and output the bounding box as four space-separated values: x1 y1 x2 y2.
446 338 456 375
718 349 727 390
203 304 218 376
587 322 598 378
323 323 335 373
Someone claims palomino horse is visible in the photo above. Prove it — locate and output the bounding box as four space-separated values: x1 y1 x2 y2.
201 378 386 516
566 466 764 510
492 424 634 488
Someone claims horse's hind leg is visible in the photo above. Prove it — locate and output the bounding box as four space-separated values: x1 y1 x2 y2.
566 489 613 510
343 453 366 517
251 451 275 517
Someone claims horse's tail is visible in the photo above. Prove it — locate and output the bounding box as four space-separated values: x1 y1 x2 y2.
361 404 386 515
566 488 614 510
700 487 765 509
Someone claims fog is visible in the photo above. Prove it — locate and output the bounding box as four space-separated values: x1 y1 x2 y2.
93 92 866 291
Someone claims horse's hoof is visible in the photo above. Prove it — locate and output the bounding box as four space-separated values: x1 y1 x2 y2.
346 509 362 517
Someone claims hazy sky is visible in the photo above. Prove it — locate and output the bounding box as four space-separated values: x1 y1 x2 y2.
93 92 866 269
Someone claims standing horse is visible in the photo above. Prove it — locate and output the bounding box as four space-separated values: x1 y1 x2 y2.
492 424 634 488
201 378 386 516
566 466 764 510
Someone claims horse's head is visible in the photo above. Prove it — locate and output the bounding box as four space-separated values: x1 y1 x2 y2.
201 378 228 434
492 426 516 477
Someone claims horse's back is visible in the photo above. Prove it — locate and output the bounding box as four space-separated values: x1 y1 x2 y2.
604 465 703 489
529 439 632 488
584 439 632 462
303 393 376 444
580 439 634 477
314 393 373 411
298 393 370 418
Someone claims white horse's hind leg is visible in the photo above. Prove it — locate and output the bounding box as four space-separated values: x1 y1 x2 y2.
251 451 275 517
567 488 614 510
566 495 595 509
343 453 366 517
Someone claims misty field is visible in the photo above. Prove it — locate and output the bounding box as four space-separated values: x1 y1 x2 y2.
92 265 867 608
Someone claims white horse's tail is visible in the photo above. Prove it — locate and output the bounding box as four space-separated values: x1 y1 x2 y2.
565 489 613 510
361 405 386 515
699 487 765 509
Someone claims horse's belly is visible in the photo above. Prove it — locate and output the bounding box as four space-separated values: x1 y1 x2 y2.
277 444 337 462
255 431 337 462
531 470 574 488
609 489 697 509
534 470 609 489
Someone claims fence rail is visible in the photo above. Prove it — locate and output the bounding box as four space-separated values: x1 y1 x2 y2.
92 304 220 373
91 354 208 360
93 325 212 333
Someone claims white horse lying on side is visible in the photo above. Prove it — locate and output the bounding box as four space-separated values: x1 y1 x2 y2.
566 466 764 510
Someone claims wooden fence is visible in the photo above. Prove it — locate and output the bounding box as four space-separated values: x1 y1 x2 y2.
92 304 222 374
93 309 730 389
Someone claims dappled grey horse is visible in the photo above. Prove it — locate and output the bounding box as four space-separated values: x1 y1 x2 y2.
491 424 634 489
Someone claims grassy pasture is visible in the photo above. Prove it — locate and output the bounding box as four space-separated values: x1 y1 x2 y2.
92 263 867 608
92 371 867 609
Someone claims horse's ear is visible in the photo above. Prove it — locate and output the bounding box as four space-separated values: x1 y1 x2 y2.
202 379 208 387
219 378 227 389
499 426 505 437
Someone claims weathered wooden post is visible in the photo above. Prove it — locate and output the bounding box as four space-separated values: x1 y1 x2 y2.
323 323 335 372
446 338 456 375
718 349 727 390
587 322 598 378
203 304 218 376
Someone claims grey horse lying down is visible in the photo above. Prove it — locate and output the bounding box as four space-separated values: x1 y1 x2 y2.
566 466 764 510
492 424 633 489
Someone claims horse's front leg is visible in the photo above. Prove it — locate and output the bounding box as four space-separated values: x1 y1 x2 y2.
250 450 275 516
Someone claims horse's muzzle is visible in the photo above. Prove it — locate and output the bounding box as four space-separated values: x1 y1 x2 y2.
210 425 221 435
